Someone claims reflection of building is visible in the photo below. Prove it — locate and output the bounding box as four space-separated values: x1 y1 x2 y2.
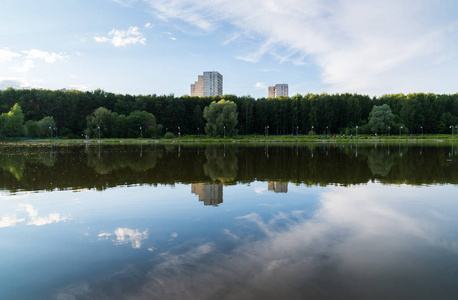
268 181 288 193
191 183 223 206
190 71 223 97
268 84 288 98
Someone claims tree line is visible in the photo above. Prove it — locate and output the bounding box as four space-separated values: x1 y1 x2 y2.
0 88 457 138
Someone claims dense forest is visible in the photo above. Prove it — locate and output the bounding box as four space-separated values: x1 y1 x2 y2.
0 88 457 138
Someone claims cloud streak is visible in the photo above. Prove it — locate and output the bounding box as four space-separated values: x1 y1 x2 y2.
141 0 458 95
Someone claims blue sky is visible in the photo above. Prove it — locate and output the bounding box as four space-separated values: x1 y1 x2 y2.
1 0 457 98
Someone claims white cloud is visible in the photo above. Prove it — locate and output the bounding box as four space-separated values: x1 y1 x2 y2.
142 0 458 94
23 49 67 63
254 82 267 89
0 48 21 62
144 22 153 29
99 227 148 249
94 26 146 47
68 84 90 91
11 59 35 73
169 37 176 41
0 78 31 89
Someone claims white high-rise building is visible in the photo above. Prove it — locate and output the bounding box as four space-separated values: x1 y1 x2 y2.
191 71 223 97
268 84 288 98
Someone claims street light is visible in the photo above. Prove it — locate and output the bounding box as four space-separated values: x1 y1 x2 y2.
197 127 199 135
420 126 423 137
388 126 391 136
297 126 299 136
311 125 314 139
267 126 269 138
451 125 454 139
98 126 100 139
356 125 358 138
49 126 52 139
400 126 403 138
224 126 226 139
178 126 181 138
140 126 142 139
326 126 329 138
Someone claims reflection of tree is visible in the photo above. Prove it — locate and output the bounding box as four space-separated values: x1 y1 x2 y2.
86 145 157 174
203 146 238 183
367 149 394 177
0 146 57 180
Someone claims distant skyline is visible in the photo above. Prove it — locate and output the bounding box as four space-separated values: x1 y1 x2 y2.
1 0 458 98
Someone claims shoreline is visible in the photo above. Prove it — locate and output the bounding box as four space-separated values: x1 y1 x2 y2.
0 136 455 145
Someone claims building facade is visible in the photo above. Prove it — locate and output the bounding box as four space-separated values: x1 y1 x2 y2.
268 84 288 98
190 71 223 97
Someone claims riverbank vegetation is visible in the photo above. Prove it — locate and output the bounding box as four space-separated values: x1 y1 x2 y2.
0 88 457 139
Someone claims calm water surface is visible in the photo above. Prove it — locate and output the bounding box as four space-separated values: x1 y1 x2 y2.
0 143 457 300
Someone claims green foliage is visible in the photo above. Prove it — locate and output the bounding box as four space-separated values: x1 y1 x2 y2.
368 104 395 134
164 132 174 139
38 116 56 138
25 120 41 137
0 89 457 137
1 103 26 137
203 99 238 137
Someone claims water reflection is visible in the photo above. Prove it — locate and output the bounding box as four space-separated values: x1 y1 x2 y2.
45 183 458 300
267 181 288 193
0 143 457 193
191 183 223 206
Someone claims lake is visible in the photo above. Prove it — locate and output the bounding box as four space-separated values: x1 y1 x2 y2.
0 142 457 299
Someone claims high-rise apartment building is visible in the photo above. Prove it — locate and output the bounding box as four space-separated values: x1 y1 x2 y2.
190 71 223 97
268 84 288 98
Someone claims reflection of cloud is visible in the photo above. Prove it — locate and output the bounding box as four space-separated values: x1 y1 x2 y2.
0 214 25 228
20 204 67 226
0 204 67 228
99 228 148 249
55 184 458 299
170 232 178 238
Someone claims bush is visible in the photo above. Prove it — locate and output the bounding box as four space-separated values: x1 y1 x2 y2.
164 132 174 139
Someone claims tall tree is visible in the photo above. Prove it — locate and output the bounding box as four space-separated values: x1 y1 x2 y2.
203 100 238 137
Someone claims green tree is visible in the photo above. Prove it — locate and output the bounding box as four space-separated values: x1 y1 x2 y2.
25 120 41 137
368 104 395 134
1 103 26 137
203 100 238 137
38 116 56 138
85 107 113 138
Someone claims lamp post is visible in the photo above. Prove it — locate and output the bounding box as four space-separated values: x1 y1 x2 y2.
297 126 299 136
420 126 423 137
178 126 180 139
267 126 269 138
356 126 358 138
140 126 142 139
49 126 52 139
224 126 226 139
326 126 329 138
311 126 314 139
451 125 454 139
197 127 199 135
400 126 403 138
388 126 390 136
98 126 100 139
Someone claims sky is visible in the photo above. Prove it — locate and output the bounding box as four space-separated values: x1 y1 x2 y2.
0 0 457 98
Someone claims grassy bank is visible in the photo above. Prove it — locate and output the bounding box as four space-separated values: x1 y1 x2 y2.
1 134 457 145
